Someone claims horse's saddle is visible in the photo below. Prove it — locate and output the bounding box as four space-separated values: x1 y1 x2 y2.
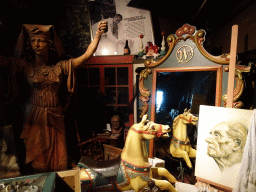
78 155 121 180
78 155 124 191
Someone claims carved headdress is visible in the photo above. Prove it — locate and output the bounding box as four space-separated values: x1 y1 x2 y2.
14 24 65 59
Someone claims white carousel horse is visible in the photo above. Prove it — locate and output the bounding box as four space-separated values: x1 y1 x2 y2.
77 115 177 192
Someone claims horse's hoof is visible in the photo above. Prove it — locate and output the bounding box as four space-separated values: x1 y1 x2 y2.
148 179 155 189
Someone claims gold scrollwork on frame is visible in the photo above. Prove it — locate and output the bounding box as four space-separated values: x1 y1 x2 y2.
222 64 252 108
139 68 152 118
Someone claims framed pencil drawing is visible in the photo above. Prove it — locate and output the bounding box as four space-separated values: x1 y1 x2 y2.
195 105 253 189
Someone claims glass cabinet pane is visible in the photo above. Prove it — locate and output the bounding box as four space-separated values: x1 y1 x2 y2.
105 68 116 85
117 106 129 123
117 67 128 85
105 87 116 104
118 87 129 104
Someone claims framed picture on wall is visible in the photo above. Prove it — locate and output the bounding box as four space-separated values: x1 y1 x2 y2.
88 0 155 56
195 105 253 190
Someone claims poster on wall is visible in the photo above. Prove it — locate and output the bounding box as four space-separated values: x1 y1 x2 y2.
88 0 155 56
195 105 253 189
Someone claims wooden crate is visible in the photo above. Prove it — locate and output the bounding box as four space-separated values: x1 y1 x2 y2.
57 169 81 192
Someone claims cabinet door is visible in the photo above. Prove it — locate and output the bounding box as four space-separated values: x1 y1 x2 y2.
76 64 133 127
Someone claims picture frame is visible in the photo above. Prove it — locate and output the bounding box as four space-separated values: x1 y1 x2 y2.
88 0 155 56
195 105 253 189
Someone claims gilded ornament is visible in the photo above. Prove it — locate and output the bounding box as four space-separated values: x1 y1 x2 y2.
167 34 175 42
197 30 205 38
222 64 252 108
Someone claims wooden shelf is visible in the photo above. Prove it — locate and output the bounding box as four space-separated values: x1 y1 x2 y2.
83 55 135 65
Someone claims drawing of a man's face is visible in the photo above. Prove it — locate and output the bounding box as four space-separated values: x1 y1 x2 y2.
205 122 236 158
205 122 247 170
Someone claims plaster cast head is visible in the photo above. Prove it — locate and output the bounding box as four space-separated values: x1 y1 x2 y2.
205 121 248 171
111 115 121 130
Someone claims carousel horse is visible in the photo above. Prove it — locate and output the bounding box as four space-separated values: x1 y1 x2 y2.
167 109 198 169
76 115 177 192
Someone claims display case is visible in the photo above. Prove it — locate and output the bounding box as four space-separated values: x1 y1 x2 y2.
0 169 81 192
0 172 56 192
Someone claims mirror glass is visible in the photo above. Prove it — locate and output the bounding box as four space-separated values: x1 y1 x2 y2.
151 66 222 125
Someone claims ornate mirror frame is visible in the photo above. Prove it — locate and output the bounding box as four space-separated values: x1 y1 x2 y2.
138 24 251 119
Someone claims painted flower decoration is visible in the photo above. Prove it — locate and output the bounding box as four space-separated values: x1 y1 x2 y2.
175 24 195 37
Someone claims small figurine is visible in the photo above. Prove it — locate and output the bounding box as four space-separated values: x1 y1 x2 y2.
142 42 160 59
137 34 144 57
160 31 166 56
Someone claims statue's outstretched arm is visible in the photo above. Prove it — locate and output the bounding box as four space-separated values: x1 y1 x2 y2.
72 21 107 68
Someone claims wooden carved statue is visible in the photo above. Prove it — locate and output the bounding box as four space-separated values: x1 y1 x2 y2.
0 22 107 173
77 115 177 192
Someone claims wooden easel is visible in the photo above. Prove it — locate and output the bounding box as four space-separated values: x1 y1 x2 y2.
226 25 239 108
196 25 239 192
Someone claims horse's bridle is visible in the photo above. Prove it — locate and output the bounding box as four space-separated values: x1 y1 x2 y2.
131 125 164 137
171 135 190 145
178 115 192 123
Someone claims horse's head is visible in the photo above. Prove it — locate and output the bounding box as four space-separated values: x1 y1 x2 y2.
132 115 171 140
178 108 198 125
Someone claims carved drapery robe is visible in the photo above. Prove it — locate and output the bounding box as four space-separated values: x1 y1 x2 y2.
20 59 75 172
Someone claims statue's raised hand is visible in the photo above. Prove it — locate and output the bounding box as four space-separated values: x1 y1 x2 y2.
96 21 108 35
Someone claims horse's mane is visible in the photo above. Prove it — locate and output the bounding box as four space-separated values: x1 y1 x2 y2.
172 114 180 130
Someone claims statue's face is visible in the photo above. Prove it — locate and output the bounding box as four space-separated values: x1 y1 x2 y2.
30 37 49 56
205 123 236 158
